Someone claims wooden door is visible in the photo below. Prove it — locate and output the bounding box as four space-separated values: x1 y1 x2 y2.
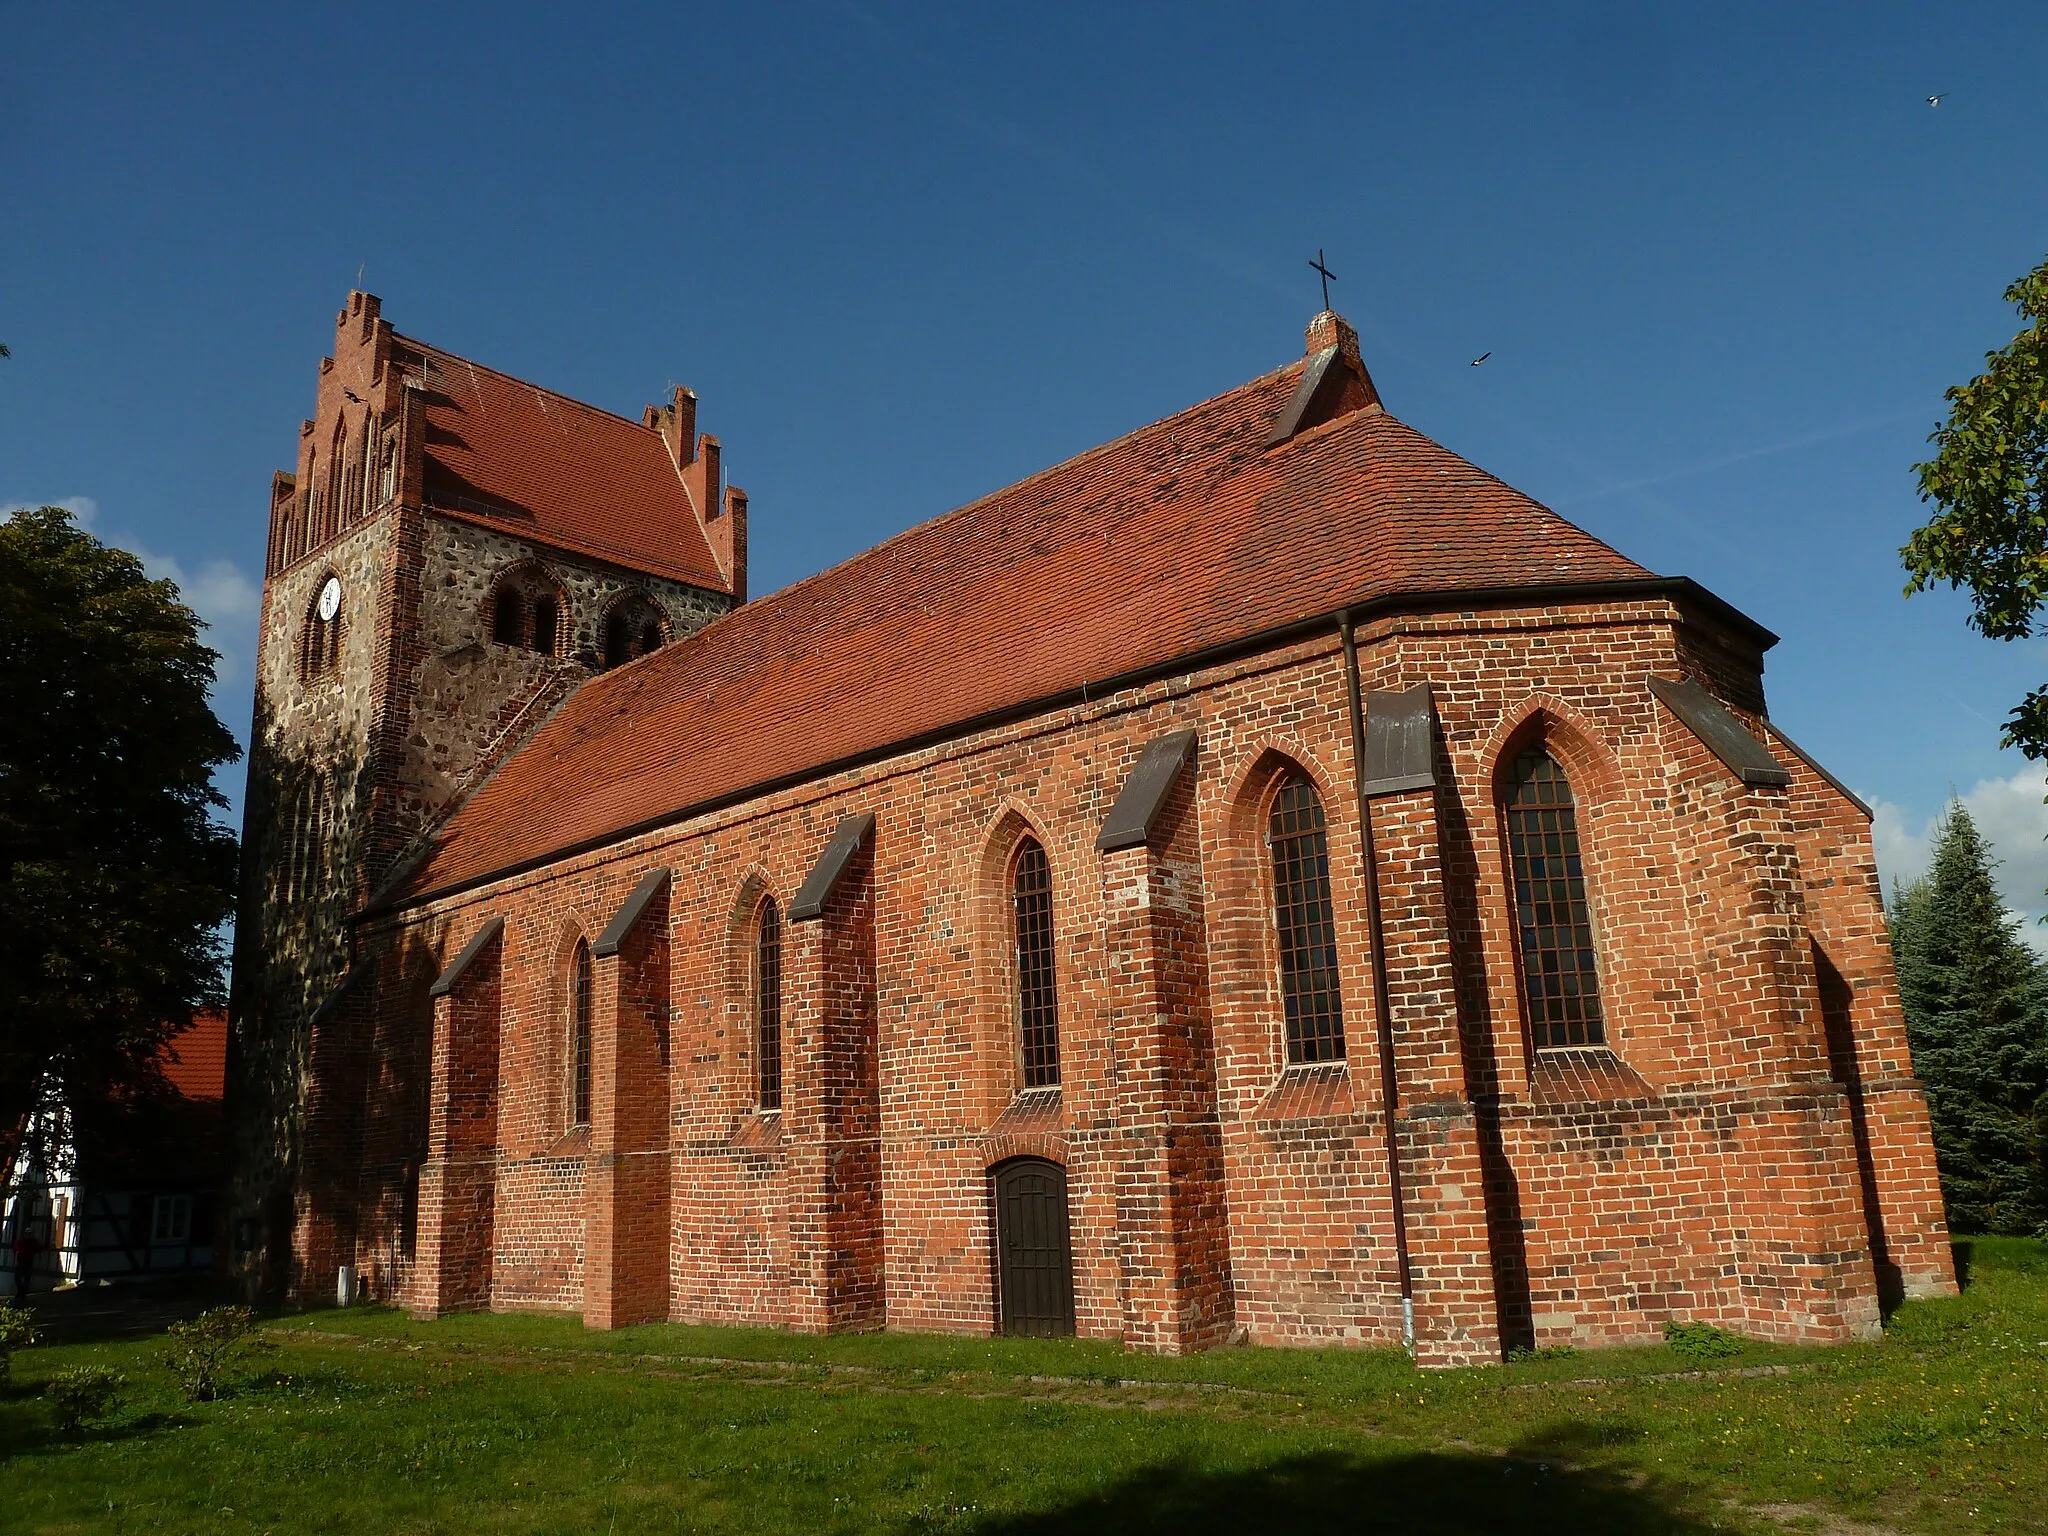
994 1158 1075 1337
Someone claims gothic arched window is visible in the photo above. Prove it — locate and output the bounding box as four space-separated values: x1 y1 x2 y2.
488 568 564 656
492 588 523 647
756 897 783 1111
1503 747 1606 1048
1013 838 1060 1088
603 594 666 669
283 772 329 908
569 938 594 1128
328 418 347 542
1269 772 1345 1064
300 574 345 681
301 451 319 559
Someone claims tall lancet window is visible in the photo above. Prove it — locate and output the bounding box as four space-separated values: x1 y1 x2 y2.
1504 747 1606 1048
756 897 783 1112
1013 838 1060 1088
569 938 594 1127
1270 772 1346 1063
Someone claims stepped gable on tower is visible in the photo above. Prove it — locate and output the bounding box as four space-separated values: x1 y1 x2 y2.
396 339 734 591
389 312 1682 904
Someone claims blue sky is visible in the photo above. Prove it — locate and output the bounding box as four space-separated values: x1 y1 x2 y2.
4 2 2047 917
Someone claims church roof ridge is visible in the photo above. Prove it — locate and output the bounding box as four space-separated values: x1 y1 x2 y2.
392 332 664 435
377 338 1689 911
696 355 1312 632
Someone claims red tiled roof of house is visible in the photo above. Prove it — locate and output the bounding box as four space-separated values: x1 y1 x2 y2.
160 1007 227 1101
396 337 732 591
392 338 1664 904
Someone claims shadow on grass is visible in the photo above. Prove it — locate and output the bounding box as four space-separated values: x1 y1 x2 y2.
0 1406 189 1460
967 1424 1703 1535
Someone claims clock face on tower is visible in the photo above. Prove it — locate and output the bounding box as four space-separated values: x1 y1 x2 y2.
317 576 343 623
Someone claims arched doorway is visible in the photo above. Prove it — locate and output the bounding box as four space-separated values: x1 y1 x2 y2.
992 1158 1075 1337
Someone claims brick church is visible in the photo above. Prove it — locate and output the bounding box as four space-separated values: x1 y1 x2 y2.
228 291 1956 1365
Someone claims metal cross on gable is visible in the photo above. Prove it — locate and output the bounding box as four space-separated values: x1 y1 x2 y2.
1309 249 1337 311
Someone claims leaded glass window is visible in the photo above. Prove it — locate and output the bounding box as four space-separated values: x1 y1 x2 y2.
757 897 783 1112
1504 748 1606 1048
1014 839 1060 1088
570 938 593 1126
1270 773 1345 1063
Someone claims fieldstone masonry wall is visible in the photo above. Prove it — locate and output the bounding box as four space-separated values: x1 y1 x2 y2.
399 516 730 852
304 596 1955 1365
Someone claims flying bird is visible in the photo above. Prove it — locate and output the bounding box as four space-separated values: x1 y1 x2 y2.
1927 93 1945 107
1470 352 1491 367
343 388 363 403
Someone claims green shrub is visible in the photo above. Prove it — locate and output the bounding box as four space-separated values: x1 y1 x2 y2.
0 1299 38 1377
45 1365 125 1433
163 1304 262 1402
1663 1320 1743 1363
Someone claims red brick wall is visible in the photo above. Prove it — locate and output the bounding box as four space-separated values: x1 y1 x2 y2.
586 880 672 1328
1772 727 1956 1302
319 595 1952 1360
407 932 502 1316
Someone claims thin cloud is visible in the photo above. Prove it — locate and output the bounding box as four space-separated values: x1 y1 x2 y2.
4 495 259 696
1870 768 2048 951
3 494 100 526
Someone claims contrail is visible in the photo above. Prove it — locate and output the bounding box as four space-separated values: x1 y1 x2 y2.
1549 407 1924 509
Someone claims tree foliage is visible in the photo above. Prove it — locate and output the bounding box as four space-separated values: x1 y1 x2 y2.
0 505 240 1169
1902 254 2048 755
1889 803 2048 1235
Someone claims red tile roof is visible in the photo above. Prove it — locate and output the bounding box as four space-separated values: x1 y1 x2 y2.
160 1007 227 1101
392 348 1662 904
398 337 731 590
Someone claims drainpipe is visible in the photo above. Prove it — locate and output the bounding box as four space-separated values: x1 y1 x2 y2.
1340 611 1416 1351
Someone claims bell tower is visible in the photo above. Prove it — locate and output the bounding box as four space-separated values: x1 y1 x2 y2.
227 292 744 1299
226 291 424 1295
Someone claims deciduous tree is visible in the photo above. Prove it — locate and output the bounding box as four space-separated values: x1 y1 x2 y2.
0 505 240 1172
1902 254 2048 756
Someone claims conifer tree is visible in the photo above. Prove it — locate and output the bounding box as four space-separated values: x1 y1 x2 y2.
1888 803 2048 1235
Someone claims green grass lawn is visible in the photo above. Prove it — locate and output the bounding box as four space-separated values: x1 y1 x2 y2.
3 1238 2044 1534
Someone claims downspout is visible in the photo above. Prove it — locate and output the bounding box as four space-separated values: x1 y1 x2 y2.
1340 611 1415 1351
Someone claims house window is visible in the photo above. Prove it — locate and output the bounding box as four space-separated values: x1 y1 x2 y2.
569 938 593 1127
534 595 559 655
1504 747 1606 1048
757 897 783 1112
151 1193 192 1244
1013 838 1060 1088
1270 772 1345 1063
